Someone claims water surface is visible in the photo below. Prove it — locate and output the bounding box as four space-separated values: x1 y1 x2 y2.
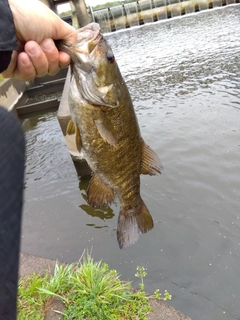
21 5 240 320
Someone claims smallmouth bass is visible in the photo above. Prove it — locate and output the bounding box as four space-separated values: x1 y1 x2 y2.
60 23 163 249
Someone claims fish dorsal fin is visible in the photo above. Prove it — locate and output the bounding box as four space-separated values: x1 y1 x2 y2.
66 119 76 135
87 174 115 207
94 111 118 146
141 139 163 175
75 126 82 152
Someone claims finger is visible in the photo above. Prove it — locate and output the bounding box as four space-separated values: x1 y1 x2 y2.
59 51 71 69
2 51 37 81
24 41 48 77
40 39 60 76
15 52 36 80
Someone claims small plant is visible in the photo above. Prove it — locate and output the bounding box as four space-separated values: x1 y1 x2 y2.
135 265 172 301
154 289 172 301
135 266 147 291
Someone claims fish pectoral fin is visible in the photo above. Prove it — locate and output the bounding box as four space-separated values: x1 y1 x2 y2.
75 126 82 152
87 174 115 207
94 112 118 146
141 139 163 175
66 119 76 135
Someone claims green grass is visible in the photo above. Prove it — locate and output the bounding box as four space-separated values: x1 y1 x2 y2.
0 74 3 82
59 0 137 16
18 274 47 319
92 0 137 11
59 10 72 17
18 253 171 319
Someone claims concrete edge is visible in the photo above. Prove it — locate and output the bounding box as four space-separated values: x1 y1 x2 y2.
0 78 26 112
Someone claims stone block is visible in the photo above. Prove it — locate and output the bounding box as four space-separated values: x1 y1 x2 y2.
0 78 26 113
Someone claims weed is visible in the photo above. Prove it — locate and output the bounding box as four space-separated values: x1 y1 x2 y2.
18 254 171 319
18 274 47 319
135 266 147 291
135 265 172 301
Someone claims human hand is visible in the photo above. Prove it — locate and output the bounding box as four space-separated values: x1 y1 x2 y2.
1 0 77 80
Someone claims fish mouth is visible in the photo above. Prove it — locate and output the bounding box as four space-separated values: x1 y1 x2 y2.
59 23 118 108
58 23 102 66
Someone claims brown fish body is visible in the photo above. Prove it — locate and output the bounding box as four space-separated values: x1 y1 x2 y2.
62 23 162 249
71 73 141 207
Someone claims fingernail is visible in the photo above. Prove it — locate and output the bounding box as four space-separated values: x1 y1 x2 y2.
28 45 40 56
41 39 54 52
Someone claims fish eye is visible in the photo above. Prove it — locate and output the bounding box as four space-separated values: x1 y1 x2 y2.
106 52 115 63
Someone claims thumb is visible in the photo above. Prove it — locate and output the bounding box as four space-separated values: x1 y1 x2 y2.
53 19 77 45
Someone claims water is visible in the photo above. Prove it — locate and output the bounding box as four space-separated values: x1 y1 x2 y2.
21 5 240 320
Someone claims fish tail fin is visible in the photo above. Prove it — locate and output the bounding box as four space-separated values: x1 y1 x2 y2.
117 199 154 249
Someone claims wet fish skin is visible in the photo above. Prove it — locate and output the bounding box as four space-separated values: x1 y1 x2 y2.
60 23 163 249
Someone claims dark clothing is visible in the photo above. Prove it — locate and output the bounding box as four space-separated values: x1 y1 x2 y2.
0 0 18 73
0 107 25 319
0 3 25 319
0 2 25 319
0 50 14 73
0 2 26 319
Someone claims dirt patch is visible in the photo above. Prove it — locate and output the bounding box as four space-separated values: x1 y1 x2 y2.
44 296 66 320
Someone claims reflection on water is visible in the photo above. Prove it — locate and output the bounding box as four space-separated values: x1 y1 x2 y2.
21 5 240 320
81 204 114 220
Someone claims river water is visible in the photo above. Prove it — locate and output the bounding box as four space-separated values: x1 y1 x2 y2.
21 5 240 320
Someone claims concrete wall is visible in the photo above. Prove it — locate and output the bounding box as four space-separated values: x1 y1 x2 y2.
0 79 26 115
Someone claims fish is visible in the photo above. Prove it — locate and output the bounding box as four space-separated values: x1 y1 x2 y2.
60 23 163 249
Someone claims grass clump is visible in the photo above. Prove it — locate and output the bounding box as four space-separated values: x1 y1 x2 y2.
18 253 171 319
18 274 47 319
